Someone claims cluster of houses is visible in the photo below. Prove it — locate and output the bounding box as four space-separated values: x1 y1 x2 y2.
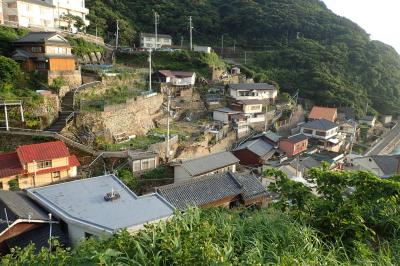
0 0 89 33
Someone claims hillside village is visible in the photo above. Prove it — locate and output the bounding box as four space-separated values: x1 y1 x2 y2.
0 0 400 259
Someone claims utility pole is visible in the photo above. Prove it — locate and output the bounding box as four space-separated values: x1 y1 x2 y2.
221 34 224 58
48 213 52 253
244 51 247 65
233 40 236 53
264 104 268 132
166 89 171 162
115 20 119 51
154 11 159 50
4 105 8 131
148 49 152 92
95 24 98 39
180 36 184 48
189 16 193 51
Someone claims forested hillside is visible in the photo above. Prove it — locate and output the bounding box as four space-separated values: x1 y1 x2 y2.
85 0 400 116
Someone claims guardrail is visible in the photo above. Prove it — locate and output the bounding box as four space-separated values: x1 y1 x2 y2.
65 112 74 126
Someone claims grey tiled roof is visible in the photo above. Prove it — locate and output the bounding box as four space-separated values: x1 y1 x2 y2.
157 172 267 210
27 175 175 232
0 191 48 232
180 151 239 176
301 119 338 131
235 138 274 157
14 32 66 44
229 83 277 91
372 155 400 176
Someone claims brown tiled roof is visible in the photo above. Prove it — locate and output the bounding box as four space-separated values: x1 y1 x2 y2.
309 106 337 122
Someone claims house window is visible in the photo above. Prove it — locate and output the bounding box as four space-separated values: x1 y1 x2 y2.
85 232 93 238
37 160 52 169
250 105 260 111
303 129 313 134
316 131 327 137
0 182 3 190
31 47 42 53
36 62 46 69
7 2 17 8
52 171 61 179
8 15 18 22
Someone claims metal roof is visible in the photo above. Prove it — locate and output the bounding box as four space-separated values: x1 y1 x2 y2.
229 83 277 91
27 175 175 233
180 151 240 176
141 32 172 39
308 106 337 122
157 172 267 210
214 107 242 114
301 119 338 131
286 133 308 143
235 138 274 157
0 191 48 232
17 141 71 164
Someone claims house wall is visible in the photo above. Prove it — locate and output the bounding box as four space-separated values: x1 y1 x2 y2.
200 195 240 208
140 36 172 49
213 111 229 123
232 149 262 166
300 126 338 140
48 58 76 71
243 103 263 114
3 0 54 28
67 222 111 248
171 75 196 86
130 156 159 173
229 89 277 101
279 139 308 157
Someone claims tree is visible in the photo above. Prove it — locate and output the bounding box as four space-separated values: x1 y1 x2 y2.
8 179 19 191
117 168 138 191
0 56 23 88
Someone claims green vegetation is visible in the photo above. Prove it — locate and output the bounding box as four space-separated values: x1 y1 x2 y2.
65 37 104 57
117 168 138 191
7 179 19 191
0 26 29 56
86 0 400 116
142 165 170 180
117 50 224 79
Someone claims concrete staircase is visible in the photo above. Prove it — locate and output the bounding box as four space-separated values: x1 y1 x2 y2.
45 91 75 132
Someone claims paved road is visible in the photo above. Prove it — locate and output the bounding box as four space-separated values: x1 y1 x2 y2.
365 121 400 156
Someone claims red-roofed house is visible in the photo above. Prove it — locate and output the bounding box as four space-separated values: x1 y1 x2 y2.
0 141 80 190
308 106 337 122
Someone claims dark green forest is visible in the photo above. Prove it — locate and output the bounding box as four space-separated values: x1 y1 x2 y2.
85 0 400 116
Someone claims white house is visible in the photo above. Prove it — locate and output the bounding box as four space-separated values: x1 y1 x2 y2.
228 83 278 102
359 115 377 127
194 45 212 53
49 0 90 32
27 174 175 247
213 107 242 123
3 0 55 29
155 70 196 87
300 119 339 140
140 33 172 49
128 151 159 174
173 151 239 183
